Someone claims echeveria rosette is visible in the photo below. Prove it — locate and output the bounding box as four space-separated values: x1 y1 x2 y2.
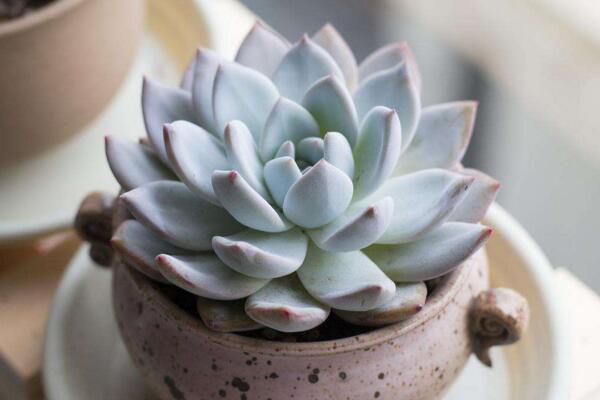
106 21 499 334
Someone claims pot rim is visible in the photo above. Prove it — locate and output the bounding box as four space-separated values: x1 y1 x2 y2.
0 0 86 36
118 249 481 357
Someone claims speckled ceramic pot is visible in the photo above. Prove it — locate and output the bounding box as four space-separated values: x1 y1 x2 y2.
112 247 528 400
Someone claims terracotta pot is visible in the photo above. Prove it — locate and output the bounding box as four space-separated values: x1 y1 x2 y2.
111 248 528 400
0 0 144 168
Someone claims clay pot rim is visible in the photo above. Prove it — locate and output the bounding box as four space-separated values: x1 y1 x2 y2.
119 250 477 357
0 0 85 36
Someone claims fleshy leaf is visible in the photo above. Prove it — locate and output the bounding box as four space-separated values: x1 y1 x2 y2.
180 54 196 91
353 106 402 199
335 282 427 326
365 222 491 281
212 170 293 232
111 219 189 283
393 102 477 175
224 121 270 199
358 41 421 93
302 75 359 146
308 196 393 252
323 132 354 177
372 169 474 244
196 298 262 332
235 21 290 77
155 253 268 300
354 63 420 150
245 274 330 332
105 136 175 191
212 63 279 140
297 243 395 311
296 137 324 165
312 23 358 90
271 35 344 102
164 121 228 205
259 97 319 161
142 77 195 164
275 140 295 159
449 168 500 223
191 48 224 134
283 160 353 228
212 227 308 279
263 156 302 208
120 181 242 250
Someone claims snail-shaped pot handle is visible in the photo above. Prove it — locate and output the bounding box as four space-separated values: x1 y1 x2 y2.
469 288 530 367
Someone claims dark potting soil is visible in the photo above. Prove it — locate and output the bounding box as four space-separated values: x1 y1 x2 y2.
0 0 56 20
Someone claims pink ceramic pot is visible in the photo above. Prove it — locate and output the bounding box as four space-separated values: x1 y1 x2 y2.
111 248 528 400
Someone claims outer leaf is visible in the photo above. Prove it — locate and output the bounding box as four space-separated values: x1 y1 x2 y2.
449 168 500 223
212 227 308 279
259 97 319 161
302 75 359 146
283 160 353 229
271 35 344 102
393 102 477 175
373 169 474 244
297 243 395 311
224 120 270 199
120 181 242 250
308 196 393 252
155 253 268 300
212 170 293 232
180 54 196 91
354 63 420 150
191 48 224 134
164 121 228 205
245 274 330 333
263 156 302 208
323 132 354 177
365 222 492 281
335 282 427 326
313 23 358 90
235 20 290 77
212 63 279 140
196 298 262 332
296 137 324 165
358 41 421 93
353 106 402 199
142 77 195 164
105 136 175 191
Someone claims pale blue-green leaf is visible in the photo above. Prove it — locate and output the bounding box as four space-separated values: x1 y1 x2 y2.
297 243 395 311
358 41 421 92
296 137 324 165
120 181 242 250
213 63 279 140
393 102 477 175
275 140 295 159
235 20 290 77
105 136 175 191
323 132 354 177
259 97 319 161
353 106 402 200
196 298 262 332
245 274 330 332
263 156 302 208
212 170 293 232
191 48 224 134
366 222 491 281
372 169 474 244
156 253 268 300
164 121 227 205
302 75 359 146
354 63 420 150
283 160 353 228
335 282 427 326
312 23 358 90
308 196 393 252
449 168 500 223
180 53 196 91
271 35 344 102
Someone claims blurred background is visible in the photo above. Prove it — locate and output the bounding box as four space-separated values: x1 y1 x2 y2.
241 0 600 292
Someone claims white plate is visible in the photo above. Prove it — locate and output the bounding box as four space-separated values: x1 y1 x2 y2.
0 0 255 245
43 204 570 400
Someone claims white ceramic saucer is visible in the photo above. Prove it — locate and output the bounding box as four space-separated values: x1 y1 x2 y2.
43 204 571 400
0 0 255 245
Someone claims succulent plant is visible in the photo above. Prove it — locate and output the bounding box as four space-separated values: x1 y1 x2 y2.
106 21 499 334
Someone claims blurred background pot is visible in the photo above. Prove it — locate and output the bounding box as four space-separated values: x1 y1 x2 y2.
0 0 144 168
